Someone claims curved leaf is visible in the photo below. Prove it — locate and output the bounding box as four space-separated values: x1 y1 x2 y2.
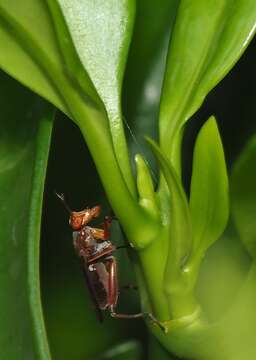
0 1 102 115
231 135 256 259
159 0 256 164
58 0 136 193
44 0 103 110
58 0 135 119
0 1 68 113
0 1 140 225
146 138 192 281
189 116 229 257
0 71 53 359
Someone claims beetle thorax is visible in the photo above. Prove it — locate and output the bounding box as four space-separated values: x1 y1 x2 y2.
73 226 112 261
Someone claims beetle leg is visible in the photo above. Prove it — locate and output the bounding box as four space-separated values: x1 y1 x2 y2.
108 257 118 307
109 305 143 319
144 313 166 332
103 216 113 239
109 305 165 331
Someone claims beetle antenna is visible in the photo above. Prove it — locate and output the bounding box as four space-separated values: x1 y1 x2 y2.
55 192 72 213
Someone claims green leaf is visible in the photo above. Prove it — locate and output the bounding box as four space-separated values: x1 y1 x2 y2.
57 0 136 193
0 1 140 218
159 0 256 164
231 135 256 259
146 138 192 278
57 0 135 120
45 0 102 108
0 1 103 114
0 1 68 113
189 116 229 257
0 71 53 359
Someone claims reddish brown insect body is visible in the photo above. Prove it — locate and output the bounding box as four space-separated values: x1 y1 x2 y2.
56 193 164 329
71 212 119 320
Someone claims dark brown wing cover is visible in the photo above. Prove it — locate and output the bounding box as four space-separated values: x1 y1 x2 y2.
81 259 105 322
81 256 118 320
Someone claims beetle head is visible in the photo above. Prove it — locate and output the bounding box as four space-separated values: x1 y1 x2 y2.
69 205 101 230
56 193 101 230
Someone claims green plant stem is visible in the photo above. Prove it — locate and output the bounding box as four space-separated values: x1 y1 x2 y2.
145 263 256 360
150 317 226 360
138 234 170 321
138 231 199 321
64 95 157 243
158 127 184 208
108 111 137 198
163 127 184 176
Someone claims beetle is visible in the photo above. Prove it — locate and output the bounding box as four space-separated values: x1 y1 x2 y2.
56 193 164 329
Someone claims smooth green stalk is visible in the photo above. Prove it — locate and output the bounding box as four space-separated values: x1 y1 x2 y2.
147 263 256 360
157 127 184 223
161 126 184 177
149 317 226 360
109 111 137 198
138 233 200 322
59 93 159 244
134 149 200 320
138 231 170 321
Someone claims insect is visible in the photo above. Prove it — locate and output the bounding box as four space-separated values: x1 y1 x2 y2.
56 193 164 329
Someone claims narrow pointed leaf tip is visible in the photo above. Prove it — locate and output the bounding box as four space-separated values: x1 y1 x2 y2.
231 135 256 259
189 116 229 257
146 137 192 267
135 153 159 219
